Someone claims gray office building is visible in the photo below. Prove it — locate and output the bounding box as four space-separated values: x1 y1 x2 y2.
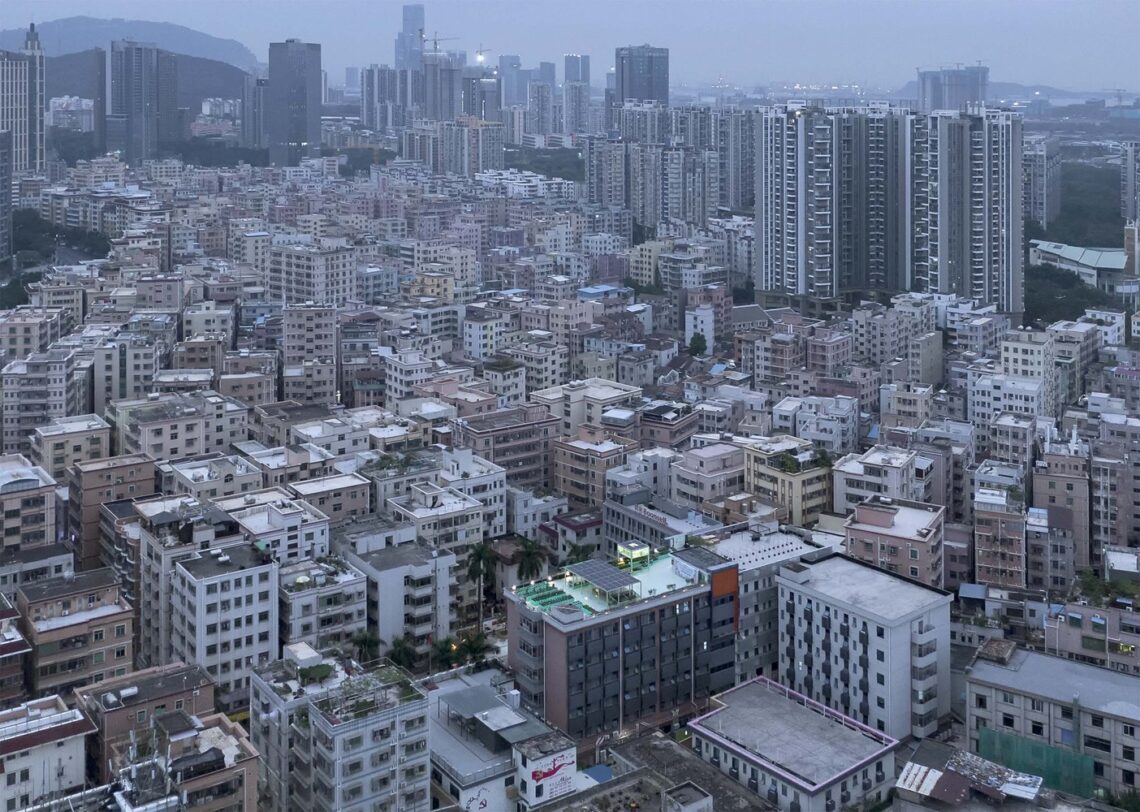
422 50 462 121
108 40 179 164
615 44 669 106
505 546 739 739
0 24 44 174
917 65 988 113
565 53 591 86
498 54 523 107
0 131 10 264
394 3 425 71
267 39 322 166
241 75 268 149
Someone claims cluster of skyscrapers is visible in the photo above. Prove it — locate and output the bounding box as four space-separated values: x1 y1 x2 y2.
0 8 1036 319
754 102 1024 315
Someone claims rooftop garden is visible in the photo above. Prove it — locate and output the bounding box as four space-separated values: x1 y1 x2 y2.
1075 570 1138 608
298 663 335 686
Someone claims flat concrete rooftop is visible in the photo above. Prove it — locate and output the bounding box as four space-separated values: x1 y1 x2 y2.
690 678 897 789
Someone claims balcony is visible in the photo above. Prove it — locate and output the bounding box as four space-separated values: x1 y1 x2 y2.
911 623 939 647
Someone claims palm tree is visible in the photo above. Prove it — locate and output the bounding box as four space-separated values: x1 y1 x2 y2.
517 537 547 582
430 637 456 671
466 542 496 628
386 634 418 671
351 630 382 663
457 632 491 664
565 543 592 565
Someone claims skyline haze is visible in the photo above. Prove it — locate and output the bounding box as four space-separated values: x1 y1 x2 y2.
5 0 1136 92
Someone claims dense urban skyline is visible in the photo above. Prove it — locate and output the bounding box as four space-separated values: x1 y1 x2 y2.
0 3 1137 811
7 0 1139 90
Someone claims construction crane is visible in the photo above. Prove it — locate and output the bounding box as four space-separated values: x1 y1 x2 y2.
475 44 493 64
419 29 460 55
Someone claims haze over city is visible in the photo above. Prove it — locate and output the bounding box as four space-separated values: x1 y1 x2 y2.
7 0 1140 88
0 2 1138 812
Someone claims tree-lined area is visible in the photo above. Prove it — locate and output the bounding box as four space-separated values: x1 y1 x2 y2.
11 209 110 269
504 146 585 181
1023 264 1116 326
1026 163 1123 249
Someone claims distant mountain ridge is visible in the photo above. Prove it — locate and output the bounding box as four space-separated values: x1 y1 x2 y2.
0 16 257 71
892 79 1082 100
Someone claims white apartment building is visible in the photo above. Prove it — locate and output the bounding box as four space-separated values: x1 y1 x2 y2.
967 646 1140 799
170 543 279 711
436 446 507 540
0 453 57 552
1023 134 1061 229
0 696 93 811
772 395 859 455
0 306 65 363
505 486 569 539
278 556 367 651
832 446 927 516
290 417 371 459
345 542 456 664
504 332 569 395
251 644 432 812
669 442 746 508
165 454 263 501
461 308 507 361
183 300 236 340
134 495 243 669
1001 328 1057 417
968 375 1047 444
684 303 716 352
268 243 357 305
481 358 527 407
29 414 111 483
282 304 338 405
384 350 434 410
531 377 643 436
755 104 1022 315
233 230 270 272
690 678 899 812
389 483 483 623
1 348 80 455
287 472 372 527
778 554 952 740
216 488 331 564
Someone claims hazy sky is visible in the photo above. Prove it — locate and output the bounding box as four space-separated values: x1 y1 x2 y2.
7 0 1136 91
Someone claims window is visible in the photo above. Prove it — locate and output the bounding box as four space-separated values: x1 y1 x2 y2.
1032 722 1043 736
1092 715 1104 728
1002 714 1015 729
975 695 988 709
1001 691 1014 704
1124 746 1136 761
1084 736 1112 753
115 625 126 638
